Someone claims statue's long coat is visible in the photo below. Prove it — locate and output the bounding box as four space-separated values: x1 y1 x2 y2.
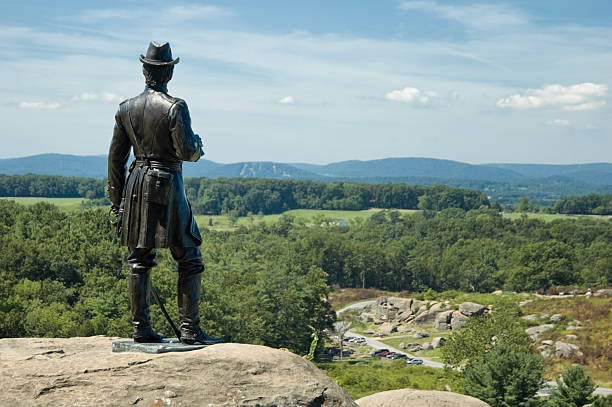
108 87 203 248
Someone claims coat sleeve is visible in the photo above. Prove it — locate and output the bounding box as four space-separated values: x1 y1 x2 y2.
107 104 131 207
169 99 204 162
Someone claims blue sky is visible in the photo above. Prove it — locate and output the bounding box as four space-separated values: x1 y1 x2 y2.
1 1 611 164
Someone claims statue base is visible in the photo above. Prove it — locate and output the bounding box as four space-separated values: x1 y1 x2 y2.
112 338 208 354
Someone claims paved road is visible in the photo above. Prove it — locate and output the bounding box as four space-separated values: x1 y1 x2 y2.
336 300 612 397
345 331 445 369
337 301 443 368
336 300 376 316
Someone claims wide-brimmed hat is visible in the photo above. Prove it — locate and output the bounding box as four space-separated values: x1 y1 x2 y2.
139 41 179 66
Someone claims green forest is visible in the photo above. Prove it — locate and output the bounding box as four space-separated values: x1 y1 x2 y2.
4 173 612 215
1 198 611 353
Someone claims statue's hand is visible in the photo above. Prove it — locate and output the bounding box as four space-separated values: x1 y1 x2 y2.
195 134 205 156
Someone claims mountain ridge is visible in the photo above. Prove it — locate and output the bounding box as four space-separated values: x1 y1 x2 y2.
1 154 610 185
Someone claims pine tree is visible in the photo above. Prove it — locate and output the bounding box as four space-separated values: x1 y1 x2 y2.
549 365 597 407
463 343 544 407
592 395 612 407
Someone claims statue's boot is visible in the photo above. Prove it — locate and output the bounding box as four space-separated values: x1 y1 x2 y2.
178 272 223 345
129 270 164 343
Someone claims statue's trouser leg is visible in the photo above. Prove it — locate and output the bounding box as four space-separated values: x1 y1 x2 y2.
171 246 223 345
127 248 164 343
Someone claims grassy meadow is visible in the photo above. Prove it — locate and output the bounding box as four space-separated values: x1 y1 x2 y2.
0 197 90 211
2 196 608 228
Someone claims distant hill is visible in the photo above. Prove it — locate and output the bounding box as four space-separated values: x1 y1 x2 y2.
0 154 108 179
1 154 611 205
485 163 612 185
3 154 610 185
298 157 525 182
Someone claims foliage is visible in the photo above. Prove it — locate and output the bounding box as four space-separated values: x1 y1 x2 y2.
548 365 597 407
441 301 531 370
0 174 105 198
317 359 462 400
593 395 612 407
0 200 335 355
463 343 544 407
554 194 612 215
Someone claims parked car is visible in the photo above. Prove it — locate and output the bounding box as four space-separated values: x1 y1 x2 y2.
389 353 408 360
372 349 390 357
406 358 424 365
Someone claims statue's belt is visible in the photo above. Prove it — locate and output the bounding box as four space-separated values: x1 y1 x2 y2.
132 158 182 172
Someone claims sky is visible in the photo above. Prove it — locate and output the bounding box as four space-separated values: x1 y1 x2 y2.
1 0 611 164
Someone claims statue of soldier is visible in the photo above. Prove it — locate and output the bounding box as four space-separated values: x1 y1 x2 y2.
108 41 222 345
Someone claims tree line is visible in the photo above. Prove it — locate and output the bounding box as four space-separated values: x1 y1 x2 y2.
183 178 490 215
0 174 489 214
554 193 612 215
0 174 105 199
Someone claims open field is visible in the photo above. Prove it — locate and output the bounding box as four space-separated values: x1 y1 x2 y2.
0 197 90 211
196 208 420 231
503 212 612 222
3 197 610 225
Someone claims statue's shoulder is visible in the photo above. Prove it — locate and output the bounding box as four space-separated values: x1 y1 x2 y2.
160 92 185 107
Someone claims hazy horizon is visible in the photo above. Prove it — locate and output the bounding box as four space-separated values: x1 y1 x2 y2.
0 152 610 167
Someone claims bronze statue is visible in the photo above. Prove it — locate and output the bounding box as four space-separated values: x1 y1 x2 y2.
108 41 222 345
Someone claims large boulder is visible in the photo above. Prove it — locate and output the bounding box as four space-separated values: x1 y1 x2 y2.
525 324 554 336
421 342 433 351
413 303 452 326
554 341 582 358
432 337 446 348
434 310 454 331
459 302 486 317
450 311 469 330
356 389 490 407
0 337 357 407
413 331 430 339
525 324 554 342
377 322 398 336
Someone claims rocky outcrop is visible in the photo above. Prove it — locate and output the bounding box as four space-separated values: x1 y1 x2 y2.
450 311 469 330
432 337 446 348
365 297 486 332
459 302 486 317
554 341 582 358
434 310 454 331
0 337 357 407
377 322 398 336
537 340 582 359
355 389 490 407
525 324 554 342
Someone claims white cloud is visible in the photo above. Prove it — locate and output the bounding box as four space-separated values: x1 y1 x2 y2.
278 96 295 105
384 87 437 105
79 5 230 22
496 83 608 111
72 91 123 103
166 5 231 19
548 119 570 126
18 101 60 109
399 1 526 31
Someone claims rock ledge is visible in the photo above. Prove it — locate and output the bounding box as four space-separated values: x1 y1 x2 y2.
0 336 356 407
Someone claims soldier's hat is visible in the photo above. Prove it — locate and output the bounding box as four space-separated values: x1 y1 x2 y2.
139 41 180 66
